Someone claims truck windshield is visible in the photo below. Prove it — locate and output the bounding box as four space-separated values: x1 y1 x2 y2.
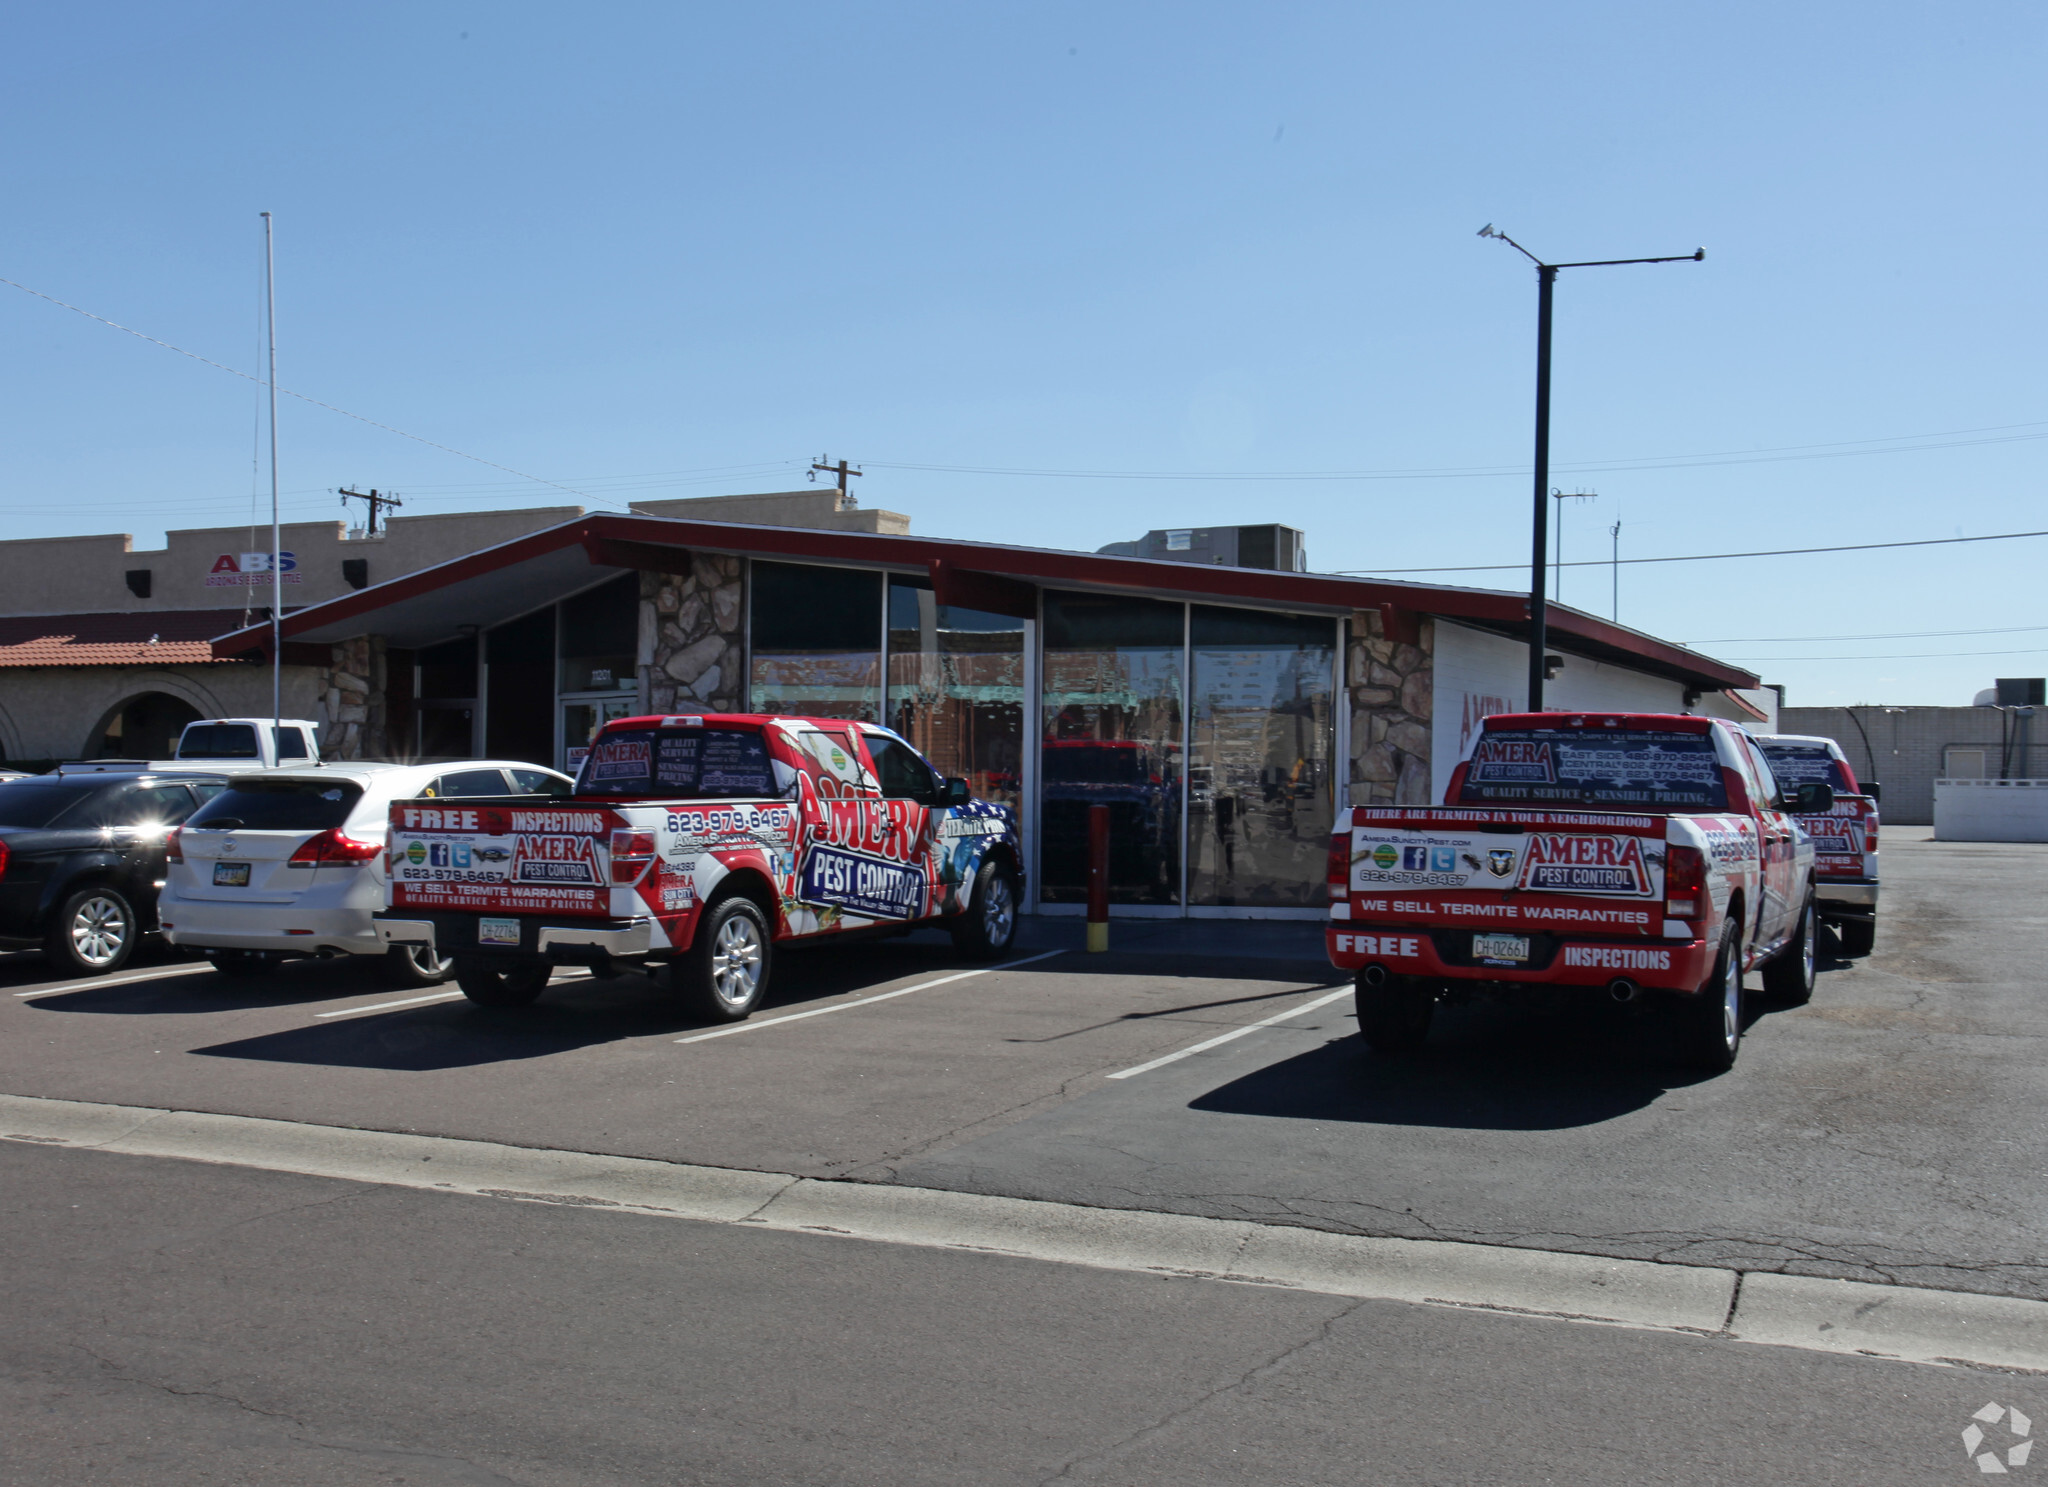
574 727 779 798
177 724 260 759
1756 741 1854 794
1458 729 1728 810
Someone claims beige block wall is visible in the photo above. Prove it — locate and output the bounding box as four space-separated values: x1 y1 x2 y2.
0 664 326 763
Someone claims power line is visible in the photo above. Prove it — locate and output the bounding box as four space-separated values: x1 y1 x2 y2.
1687 623 2048 645
1722 646 2048 663
0 272 619 511
1335 527 2048 575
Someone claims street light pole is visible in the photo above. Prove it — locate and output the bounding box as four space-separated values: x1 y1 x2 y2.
1478 226 1703 711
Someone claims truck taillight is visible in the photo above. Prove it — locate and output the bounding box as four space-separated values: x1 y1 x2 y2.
165 827 182 864
288 829 383 866
1327 832 1350 899
1866 818 1878 853
612 829 657 883
0 839 8 880
1664 844 1706 918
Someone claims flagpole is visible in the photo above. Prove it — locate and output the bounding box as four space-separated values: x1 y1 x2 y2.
262 212 281 733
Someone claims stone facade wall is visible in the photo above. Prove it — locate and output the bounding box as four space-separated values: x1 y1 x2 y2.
642 557 744 714
313 635 388 759
1347 612 1434 806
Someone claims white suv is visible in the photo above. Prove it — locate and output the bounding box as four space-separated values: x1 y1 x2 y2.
161 760 572 985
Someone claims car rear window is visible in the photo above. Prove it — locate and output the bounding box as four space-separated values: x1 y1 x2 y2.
187 778 363 831
1756 741 1854 794
1458 729 1729 810
177 723 261 759
0 781 100 829
574 727 779 798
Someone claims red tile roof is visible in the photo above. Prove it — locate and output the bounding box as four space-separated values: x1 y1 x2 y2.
0 610 253 668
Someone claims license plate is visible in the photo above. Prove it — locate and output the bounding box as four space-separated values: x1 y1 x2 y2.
478 917 521 947
212 862 251 887
1473 932 1530 962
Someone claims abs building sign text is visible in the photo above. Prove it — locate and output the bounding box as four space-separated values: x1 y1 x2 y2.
207 552 301 587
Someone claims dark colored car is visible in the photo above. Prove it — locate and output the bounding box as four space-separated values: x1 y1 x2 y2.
0 772 225 976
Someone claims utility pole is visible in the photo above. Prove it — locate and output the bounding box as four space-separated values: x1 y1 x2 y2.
1610 517 1623 622
809 455 863 502
1551 488 1596 603
262 211 281 737
339 487 403 536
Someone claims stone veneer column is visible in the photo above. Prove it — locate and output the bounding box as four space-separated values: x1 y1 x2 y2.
1347 612 1434 806
314 635 386 759
642 557 744 713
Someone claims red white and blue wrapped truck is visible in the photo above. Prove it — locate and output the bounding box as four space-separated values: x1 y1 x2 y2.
373 713 1023 1019
1753 733 1880 958
1326 712 1832 1070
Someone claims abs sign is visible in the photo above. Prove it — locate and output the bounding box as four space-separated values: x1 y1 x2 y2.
206 552 301 587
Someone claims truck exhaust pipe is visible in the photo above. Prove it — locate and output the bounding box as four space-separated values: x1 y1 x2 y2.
1360 963 1390 989
1608 978 1640 1003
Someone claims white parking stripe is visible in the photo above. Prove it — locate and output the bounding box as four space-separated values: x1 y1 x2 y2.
1104 984 1355 1080
314 990 468 1018
675 949 1066 1043
13 964 217 997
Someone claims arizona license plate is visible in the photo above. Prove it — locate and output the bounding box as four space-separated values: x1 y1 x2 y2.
212 862 251 887
1473 932 1531 962
478 917 522 947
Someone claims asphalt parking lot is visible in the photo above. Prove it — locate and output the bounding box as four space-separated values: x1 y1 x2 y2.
3 828 2042 1301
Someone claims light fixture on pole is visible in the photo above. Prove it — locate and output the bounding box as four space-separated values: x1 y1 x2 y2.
1477 225 1703 710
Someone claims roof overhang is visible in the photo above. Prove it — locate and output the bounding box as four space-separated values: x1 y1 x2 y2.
211 512 1759 692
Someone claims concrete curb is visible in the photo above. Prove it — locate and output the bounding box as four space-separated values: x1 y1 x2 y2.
5 1092 2042 1372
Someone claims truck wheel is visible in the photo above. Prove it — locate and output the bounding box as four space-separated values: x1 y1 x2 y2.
677 896 772 1022
949 860 1019 960
453 954 551 1008
45 886 137 977
1835 918 1876 958
1761 894 1817 1005
1670 926 1742 1071
380 942 455 988
1355 975 1433 1055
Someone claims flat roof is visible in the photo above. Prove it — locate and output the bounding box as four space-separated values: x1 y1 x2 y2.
207 512 1759 691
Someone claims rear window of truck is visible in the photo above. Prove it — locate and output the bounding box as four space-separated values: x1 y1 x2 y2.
187 779 362 831
574 728 779 799
1756 741 1854 794
1458 729 1729 810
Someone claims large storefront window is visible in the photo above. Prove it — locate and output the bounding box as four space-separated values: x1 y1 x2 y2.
1186 606 1337 907
748 561 883 721
1040 590 1184 905
886 579 1025 806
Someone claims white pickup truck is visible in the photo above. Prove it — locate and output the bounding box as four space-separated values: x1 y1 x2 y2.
1328 711 1832 1071
62 718 324 777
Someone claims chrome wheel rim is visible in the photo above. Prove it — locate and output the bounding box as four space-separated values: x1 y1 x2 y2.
1720 951 1741 1052
71 895 128 967
710 914 763 1007
406 943 454 979
983 873 1015 946
1800 903 1815 987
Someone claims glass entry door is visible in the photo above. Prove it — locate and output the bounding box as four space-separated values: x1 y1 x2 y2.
561 695 637 775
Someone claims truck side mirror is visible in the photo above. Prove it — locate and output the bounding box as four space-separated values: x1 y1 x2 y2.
944 777 972 805
1793 782 1835 813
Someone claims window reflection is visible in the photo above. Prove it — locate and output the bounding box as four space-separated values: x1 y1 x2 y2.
886 580 1024 807
1040 590 1183 905
1186 606 1336 907
748 561 882 722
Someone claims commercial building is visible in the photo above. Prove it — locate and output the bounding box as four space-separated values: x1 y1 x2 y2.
1780 697 2045 825
132 493 1761 919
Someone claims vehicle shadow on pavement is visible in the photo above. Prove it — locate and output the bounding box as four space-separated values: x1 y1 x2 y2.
1189 1000 1742 1132
20 963 402 1015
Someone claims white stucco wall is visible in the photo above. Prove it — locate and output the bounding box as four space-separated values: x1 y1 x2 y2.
1428 621 1690 801
0 664 324 762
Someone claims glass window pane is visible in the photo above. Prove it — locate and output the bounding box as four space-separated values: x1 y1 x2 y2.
560 574 638 693
1186 606 1336 908
432 769 512 797
865 732 940 802
885 580 1025 808
748 562 882 722
1040 590 1183 906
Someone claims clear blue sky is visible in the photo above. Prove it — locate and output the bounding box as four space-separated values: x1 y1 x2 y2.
2 2 2042 706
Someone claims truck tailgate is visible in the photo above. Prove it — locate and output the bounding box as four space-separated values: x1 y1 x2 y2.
387 801 619 917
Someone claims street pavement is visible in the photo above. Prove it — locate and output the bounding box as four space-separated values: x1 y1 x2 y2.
2 1138 2032 1486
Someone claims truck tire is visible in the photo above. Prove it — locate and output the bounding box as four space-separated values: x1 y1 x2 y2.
949 860 1019 960
676 896 772 1023
1355 974 1433 1055
453 954 551 1007
380 943 455 988
1670 925 1742 1071
45 886 137 977
1761 893 1817 1005
1835 918 1876 958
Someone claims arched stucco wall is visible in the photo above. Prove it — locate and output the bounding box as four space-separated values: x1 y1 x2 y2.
0 664 323 761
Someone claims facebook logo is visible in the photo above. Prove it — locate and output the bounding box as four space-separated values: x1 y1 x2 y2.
1402 846 1428 871
429 842 451 867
